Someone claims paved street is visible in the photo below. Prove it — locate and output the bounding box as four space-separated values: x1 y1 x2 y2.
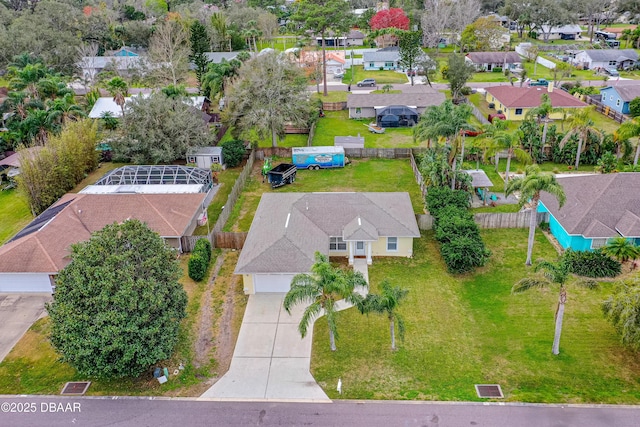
1 396 640 427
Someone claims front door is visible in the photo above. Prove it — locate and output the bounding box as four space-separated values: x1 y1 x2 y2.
355 241 365 256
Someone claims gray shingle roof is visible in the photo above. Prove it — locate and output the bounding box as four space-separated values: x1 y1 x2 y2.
582 49 639 62
363 50 401 62
601 85 640 102
466 52 522 64
235 192 420 274
539 173 640 239
347 92 446 109
463 169 494 188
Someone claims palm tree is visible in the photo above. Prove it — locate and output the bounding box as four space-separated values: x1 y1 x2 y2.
47 93 85 125
361 280 408 350
513 259 597 355
526 94 560 159
37 77 73 101
161 84 188 99
487 129 532 188
211 12 231 52
560 108 603 170
474 118 508 171
602 237 640 263
105 77 129 117
617 118 640 167
8 63 51 100
283 252 367 351
21 109 59 145
414 100 474 146
505 165 566 266
201 59 242 101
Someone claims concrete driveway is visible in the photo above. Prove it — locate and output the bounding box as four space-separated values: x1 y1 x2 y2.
0 294 51 363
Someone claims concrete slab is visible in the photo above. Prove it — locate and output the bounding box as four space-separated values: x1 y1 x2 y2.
272 323 312 358
242 293 284 323
201 358 271 399
233 323 277 358
278 299 306 324
0 294 51 363
266 358 329 400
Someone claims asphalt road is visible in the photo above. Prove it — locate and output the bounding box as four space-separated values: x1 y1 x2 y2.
1 396 640 427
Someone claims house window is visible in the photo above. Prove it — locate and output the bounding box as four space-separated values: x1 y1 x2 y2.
369 62 375 68
387 237 398 251
591 238 608 249
515 108 523 115
330 237 347 251
187 156 196 163
616 99 621 107
608 60 617 66
385 61 394 68
355 107 361 114
210 156 219 163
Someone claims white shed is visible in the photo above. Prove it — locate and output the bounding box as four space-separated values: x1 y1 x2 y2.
187 146 224 169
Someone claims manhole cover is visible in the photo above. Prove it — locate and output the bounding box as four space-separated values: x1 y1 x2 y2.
61 381 91 395
475 384 503 398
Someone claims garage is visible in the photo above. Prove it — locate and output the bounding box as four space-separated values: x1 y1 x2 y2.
253 274 296 293
0 274 53 293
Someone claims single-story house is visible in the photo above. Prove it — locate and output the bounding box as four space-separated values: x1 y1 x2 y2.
235 192 420 293
484 85 587 121
88 95 211 119
345 29 366 46
315 30 364 47
297 51 345 75
599 85 640 115
189 52 240 70
363 48 401 71
572 49 639 70
465 51 522 71
538 173 640 251
0 192 208 292
187 146 224 169
334 135 364 148
0 147 42 179
347 91 446 119
77 55 149 82
538 24 583 40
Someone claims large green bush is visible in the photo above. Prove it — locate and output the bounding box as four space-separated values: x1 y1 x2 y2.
221 139 246 168
426 187 470 219
193 238 211 262
435 215 480 244
188 252 207 282
441 236 491 274
562 249 621 278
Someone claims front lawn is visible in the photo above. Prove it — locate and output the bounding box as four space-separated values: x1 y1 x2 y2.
0 189 32 245
343 65 409 85
311 229 640 403
224 158 425 232
313 111 419 148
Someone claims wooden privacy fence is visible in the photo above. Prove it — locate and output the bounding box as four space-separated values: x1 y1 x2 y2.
415 211 547 231
322 102 346 111
410 151 428 200
255 147 292 160
415 214 433 230
213 232 248 249
344 148 412 158
460 97 489 125
585 97 628 124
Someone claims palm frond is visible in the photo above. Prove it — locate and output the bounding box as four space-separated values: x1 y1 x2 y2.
298 302 322 338
576 279 599 290
512 277 550 293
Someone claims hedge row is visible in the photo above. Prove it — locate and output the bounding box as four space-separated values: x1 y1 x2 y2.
188 238 212 282
426 187 491 274
562 248 621 278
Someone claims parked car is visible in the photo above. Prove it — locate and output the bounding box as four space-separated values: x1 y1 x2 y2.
604 68 620 77
333 71 344 79
529 78 549 87
406 69 416 77
356 78 376 87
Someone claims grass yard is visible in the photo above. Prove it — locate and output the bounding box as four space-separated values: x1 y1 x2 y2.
224 158 425 232
343 65 409 85
469 71 511 83
313 91 348 103
313 111 420 148
193 166 242 235
522 60 606 83
0 189 32 245
0 255 222 396
311 229 640 403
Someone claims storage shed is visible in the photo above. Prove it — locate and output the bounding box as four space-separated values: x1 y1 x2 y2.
376 105 418 128
187 146 224 169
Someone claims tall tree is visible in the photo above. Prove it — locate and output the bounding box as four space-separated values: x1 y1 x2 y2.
283 252 367 352
369 8 409 48
361 280 408 351
189 20 211 91
460 16 507 51
414 100 474 146
47 219 187 378
222 52 311 147
513 258 597 355
201 58 243 101
398 30 423 87
525 93 559 159
446 54 475 100
617 117 640 167
603 278 640 352
210 12 231 52
292 0 351 96
505 165 566 266
105 77 129 117
149 19 190 86
487 129 532 188
560 108 603 170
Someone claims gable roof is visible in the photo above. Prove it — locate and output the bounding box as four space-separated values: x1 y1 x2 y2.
485 86 587 108
580 49 639 63
363 50 401 62
78 56 148 71
347 91 445 109
541 24 582 34
348 29 365 39
466 52 522 64
600 85 640 102
539 173 640 239
0 193 206 273
235 192 420 274
88 95 208 118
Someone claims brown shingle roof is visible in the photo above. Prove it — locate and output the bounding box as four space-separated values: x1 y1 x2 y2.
347 92 445 109
466 52 522 64
485 86 588 108
539 173 640 239
235 193 420 274
0 193 206 273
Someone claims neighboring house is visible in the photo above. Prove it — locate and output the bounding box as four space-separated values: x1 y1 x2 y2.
347 91 446 119
0 192 208 292
77 55 149 82
465 51 522 71
538 173 640 251
484 85 587 121
297 51 345 75
88 95 211 119
346 29 366 46
189 52 240 70
235 192 420 293
363 48 401 70
0 147 42 179
106 47 140 57
599 85 640 115
334 135 365 148
187 146 224 169
538 24 583 40
315 30 364 47
572 49 639 70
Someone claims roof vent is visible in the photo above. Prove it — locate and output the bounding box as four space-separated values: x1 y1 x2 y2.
358 217 361 226
475 384 504 398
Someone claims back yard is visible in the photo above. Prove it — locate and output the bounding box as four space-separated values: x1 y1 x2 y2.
223 158 425 232
0 189 31 245
311 229 640 403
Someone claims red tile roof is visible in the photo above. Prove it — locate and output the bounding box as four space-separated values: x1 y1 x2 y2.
485 86 588 109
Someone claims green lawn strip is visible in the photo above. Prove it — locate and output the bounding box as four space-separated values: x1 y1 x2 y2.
471 204 521 213
310 229 640 403
343 66 409 85
0 189 32 245
227 158 425 232
0 256 210 395
469 71 510 83
313 111 420 148
313 92 348 103
193 167 242 236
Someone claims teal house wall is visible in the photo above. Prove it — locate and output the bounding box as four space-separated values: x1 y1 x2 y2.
538 201 594 250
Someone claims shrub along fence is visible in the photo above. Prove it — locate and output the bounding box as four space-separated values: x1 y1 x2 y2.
415 211 547 231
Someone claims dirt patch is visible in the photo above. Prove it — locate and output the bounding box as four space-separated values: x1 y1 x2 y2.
194 253 226 369
211 276 238 374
